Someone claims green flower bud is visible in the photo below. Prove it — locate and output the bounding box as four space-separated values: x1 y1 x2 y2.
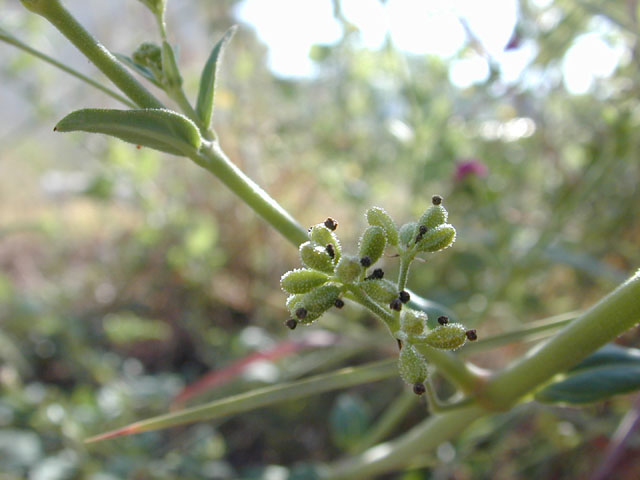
133 42 163 74
335 255 362 284
398 345 429 386
416 224 456 253
309 225 341 263
294 284 342 324
358 278 397 304
398 222 417 247
418 205 448 231
358 226 386 264
366 207 399 246
400 309 428 336
422 323 467 350
280 268 329 294
300 241 335 273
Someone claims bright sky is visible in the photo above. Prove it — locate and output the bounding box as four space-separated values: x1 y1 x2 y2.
234 0 626 94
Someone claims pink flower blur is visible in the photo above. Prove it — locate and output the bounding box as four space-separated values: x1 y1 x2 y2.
454 159 488 182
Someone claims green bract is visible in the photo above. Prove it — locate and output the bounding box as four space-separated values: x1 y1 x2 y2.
299 241 335 274
400 309 428 336
335 255 362 284
358 279 397 304
422 323 467 350
358 225 386 265
416 224 456 253
309 224 342 263
398 222 417 247
418 205 447 231
398 345 429 385
280 269 329 294
366 207 398 246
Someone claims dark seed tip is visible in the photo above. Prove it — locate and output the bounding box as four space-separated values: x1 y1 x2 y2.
334 298 345 309
360 256 372 267
465 329 477 341
432 195 443 205
295 307 308 320
326 244 335 259
419 225 428 234
324 218 338 231
285 319 298 330
390 298 402 311
399 290 410 303
372 268 384 279
437 315 449 325
413 382 426 395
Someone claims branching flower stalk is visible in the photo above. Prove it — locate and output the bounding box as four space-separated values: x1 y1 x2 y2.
5 1 640 478
279 198 479 395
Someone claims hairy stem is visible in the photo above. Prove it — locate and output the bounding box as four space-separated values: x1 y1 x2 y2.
0 29 136 108
21 0 164 109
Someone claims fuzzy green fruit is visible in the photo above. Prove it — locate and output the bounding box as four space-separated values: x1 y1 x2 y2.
280 268 329 294
398 222 417 247
335 255 363 284
398 344 429 385
358 278 397 304
418 205 448 231
422 323 467 350
366 207 399 246
416 224 456 253
299 241 335 273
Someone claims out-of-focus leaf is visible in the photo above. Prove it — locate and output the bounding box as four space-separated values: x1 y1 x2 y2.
55 108 202 155
535 345 640 404
407 291 458 328
196 26 237 128
329 393 371 450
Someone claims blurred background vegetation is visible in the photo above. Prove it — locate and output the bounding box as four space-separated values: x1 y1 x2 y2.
1 0 639 478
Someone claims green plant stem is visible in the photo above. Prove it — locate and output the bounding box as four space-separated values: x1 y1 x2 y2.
325 270 640 478
21 0 164 109
86 359 398 443
345 286 400 334
192 141 308 246
397 253 414 291
352 391 417 453
0 29 135 108
482 269 640 410
414 344 485 394
325 405 484 479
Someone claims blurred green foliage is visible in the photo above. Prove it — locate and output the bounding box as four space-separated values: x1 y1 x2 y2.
1 0 639 478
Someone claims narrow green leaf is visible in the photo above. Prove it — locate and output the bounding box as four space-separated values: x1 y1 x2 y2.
535 345 640 404
195 26 237 128
85 359 396 443
114 53 161 87
54 108 202 156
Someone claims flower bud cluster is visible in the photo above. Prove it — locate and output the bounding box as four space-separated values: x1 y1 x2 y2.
280 197 476 393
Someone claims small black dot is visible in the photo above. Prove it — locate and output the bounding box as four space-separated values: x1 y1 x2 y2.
437 315 449 325
371 268 384 279
324 218 338 231
360 256 372 267
326 244 335 259
390 298 402 311
413 382 426 395
432 195 443 205
295 307 308 319
285 319 298 330
466 329 477 341
399 291 410 303
334 298 345 309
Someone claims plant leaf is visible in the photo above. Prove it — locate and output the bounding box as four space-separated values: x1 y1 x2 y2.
85 358 396 443
114 53 161 87
195 25 237 128
535 345 640 404
54 108 202 155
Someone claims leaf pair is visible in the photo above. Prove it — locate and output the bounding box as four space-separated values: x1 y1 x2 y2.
55 27 237 154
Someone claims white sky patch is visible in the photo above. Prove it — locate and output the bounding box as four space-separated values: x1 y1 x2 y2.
449 56 490 88
235 0 625 94
563 34 626 94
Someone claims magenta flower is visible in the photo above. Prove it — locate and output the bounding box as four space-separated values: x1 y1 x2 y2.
454 159 488 182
